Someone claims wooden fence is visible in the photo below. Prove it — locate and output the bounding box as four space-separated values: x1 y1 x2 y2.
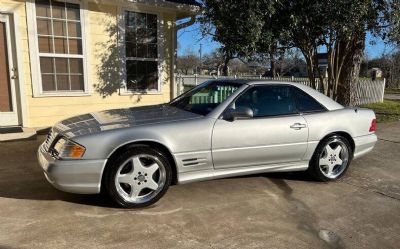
354 79 386 105
175 74 385 105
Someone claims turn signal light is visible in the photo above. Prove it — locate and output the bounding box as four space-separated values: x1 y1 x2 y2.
67 144 86 158
369 119 377 132
54 137 86 159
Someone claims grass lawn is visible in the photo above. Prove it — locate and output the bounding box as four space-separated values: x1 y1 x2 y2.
385 88 400 94
361 100 400 122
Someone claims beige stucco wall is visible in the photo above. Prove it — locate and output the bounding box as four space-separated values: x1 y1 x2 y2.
0 0 177 127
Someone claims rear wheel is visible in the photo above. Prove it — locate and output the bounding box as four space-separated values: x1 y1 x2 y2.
308 135 353 181
104 146 172 208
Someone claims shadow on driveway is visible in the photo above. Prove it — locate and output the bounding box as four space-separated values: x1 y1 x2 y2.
0 137 115 208
0 135 320 209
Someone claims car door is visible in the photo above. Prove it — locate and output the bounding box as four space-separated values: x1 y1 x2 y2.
212 84 309 169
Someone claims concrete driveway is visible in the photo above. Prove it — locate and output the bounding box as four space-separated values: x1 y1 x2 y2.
0 123 399 249
385 93 400 101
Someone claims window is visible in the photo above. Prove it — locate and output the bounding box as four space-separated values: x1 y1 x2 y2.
124 11 159 92
35 0 85 93
234 85 297 117
170 81 240 116
292 87 326 113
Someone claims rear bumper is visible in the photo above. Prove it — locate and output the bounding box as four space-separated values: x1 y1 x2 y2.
353 133 377 159
37 144 107 194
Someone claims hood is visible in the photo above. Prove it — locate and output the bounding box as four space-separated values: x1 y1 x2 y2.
53 104 201 138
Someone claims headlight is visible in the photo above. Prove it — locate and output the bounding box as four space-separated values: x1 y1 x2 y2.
53 137 86 159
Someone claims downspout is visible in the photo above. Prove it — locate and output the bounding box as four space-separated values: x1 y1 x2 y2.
171 16 196 98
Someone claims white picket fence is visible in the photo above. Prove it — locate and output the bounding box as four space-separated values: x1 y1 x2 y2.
175 74 385 105
354 79 386 105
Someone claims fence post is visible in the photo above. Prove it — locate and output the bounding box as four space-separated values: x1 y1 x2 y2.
259 74 262 79
195 74 198 86
174 74 178 97
291 76 294 82
176 74 181 96
180 74 184 95
381 78 386 103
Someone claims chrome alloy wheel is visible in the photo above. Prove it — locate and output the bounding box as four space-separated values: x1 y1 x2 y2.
114 154 166 204
318 139 350 179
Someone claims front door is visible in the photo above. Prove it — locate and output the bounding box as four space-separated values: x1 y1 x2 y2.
0 14 19 126
212 84 309 169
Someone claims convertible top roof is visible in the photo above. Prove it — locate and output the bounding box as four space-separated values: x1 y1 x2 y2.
208 79 344 111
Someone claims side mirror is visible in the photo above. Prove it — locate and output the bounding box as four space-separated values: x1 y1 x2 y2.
224 107 254 121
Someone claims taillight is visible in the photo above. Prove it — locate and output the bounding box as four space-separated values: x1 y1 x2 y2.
369 119 377 132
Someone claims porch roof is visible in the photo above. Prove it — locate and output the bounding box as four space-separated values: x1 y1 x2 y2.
166 0 201 7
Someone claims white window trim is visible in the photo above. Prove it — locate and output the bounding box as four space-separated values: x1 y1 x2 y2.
26 0 90 97
118 6 165 95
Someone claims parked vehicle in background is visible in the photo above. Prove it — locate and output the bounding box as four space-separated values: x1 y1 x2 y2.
38 80 377 208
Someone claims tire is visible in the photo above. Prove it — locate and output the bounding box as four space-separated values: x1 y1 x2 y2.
308 135 353 182
104 146 172 208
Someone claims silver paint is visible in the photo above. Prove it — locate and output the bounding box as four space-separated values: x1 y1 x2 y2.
37 80 378 194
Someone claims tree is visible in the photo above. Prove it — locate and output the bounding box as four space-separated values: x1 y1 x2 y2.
176 49 200 75
200 1 267 75
274 0 393 104
385 1 400 45
200 0 399 105
276 50 308 77
363 52 400 88
228 58 250 75
202 49 225 75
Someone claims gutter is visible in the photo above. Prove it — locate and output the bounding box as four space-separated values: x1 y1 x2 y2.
171 15 197 98
176 15 196 30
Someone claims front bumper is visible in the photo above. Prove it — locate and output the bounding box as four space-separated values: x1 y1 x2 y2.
37 144 107 194
353 133 378 159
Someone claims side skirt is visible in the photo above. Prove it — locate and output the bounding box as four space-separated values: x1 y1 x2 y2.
177 161 309 184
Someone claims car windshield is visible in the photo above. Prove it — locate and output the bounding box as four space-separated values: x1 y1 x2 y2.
170 81 241 116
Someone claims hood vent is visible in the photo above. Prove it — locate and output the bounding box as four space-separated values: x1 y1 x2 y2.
182 157 207 167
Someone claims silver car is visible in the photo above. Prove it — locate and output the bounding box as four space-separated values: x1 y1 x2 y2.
38 80 377 208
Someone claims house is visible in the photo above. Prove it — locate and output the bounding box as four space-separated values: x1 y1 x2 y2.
0 0 200 128
317 52 328 78
369 67 383 80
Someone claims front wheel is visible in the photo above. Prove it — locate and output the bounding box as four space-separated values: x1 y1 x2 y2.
308 135 353 181
104 146 172 208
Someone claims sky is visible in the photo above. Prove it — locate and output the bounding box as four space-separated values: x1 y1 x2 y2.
177 22 396 59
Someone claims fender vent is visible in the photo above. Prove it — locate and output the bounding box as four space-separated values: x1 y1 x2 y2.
182 157 207 167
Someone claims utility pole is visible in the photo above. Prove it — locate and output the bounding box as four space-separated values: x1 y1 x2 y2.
199 43 202 75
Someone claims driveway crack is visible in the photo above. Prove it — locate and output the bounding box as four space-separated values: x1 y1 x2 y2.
378 138 400 144
342 181 400 202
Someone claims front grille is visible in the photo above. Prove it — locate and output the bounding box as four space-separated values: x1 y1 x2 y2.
43 130 58 152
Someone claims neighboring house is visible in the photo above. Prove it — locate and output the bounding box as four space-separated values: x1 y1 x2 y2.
0 0 199 128
317 53 328 78
369 67 383 80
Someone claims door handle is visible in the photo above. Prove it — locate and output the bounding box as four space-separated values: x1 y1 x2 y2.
290 123 307 130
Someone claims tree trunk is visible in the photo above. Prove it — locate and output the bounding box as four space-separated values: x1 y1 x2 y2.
337 32 365 106
304 54 316 89
270 52 276 78
222 56 231 76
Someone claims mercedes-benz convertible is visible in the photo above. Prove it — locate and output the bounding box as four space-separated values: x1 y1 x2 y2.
38 80 377 208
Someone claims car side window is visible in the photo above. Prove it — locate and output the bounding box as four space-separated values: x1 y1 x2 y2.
234 85 297 117
291 87 326 113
